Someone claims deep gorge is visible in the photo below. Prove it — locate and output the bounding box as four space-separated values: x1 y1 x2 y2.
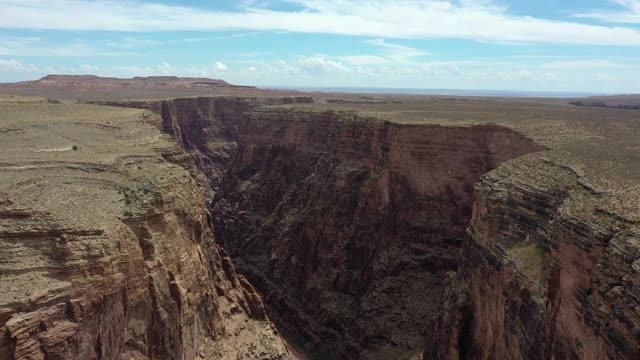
101 96 640 359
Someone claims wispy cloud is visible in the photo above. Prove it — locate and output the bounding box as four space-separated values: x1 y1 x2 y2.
296 56 352 74
0 36 139 56
103 37 162 49
215 61 229 71
540 60 631 69
2 0 640 45
575 0 640 23
0 35 210 57
341 39 429 66
366 39 430 59
340 55 392 66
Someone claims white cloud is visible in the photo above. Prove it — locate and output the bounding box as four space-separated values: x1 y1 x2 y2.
215 61 229 71
0 36 213 57
168 38 209 43
1 0 640 45
249 66 257 72
341 55 392 66
575 0 640 23
0 59 40 72
296 56 351 74
342 38 430 65
541 60 631 69
221 53 640 92
365 39 430 58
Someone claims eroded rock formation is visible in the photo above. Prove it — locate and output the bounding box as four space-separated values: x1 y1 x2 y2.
429 154 640 359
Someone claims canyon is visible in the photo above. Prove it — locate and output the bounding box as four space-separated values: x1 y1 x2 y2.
1 76 640 359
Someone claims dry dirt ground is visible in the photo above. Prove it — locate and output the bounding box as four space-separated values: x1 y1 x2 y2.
0 94 182 305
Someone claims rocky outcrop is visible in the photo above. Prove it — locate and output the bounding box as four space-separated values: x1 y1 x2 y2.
426 154 640 359
0 99 292 360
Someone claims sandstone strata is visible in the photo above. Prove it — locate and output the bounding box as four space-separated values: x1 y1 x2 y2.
433 154 640 359
93 97 313 191
416 101 640 360
0 97 292 360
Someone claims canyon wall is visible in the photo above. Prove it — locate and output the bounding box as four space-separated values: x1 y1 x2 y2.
104 98 544 358
213 108 547 359
104 96 640 359
0 101 292 360
428 154 640 359
93 97 312 191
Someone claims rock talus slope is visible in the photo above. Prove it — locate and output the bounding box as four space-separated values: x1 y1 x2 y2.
0 97 293 360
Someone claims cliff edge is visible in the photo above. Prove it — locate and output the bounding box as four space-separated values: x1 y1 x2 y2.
0 95 293 360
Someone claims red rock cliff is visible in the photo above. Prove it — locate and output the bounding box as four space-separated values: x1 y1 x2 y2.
211 108 544 359
427 154 640 359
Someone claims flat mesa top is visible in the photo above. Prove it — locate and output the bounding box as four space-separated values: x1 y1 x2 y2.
0 95 191 234
0 95 202 306
0 75 297 101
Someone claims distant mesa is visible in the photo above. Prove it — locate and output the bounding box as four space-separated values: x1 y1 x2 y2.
7 74 254 89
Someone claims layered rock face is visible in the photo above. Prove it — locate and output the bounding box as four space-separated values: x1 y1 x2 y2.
429 154 640 359
0 99 292 360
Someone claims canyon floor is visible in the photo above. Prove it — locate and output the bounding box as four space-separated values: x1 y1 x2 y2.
1 76 640 360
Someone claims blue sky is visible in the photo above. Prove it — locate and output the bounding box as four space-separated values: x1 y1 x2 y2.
1 0 640 92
